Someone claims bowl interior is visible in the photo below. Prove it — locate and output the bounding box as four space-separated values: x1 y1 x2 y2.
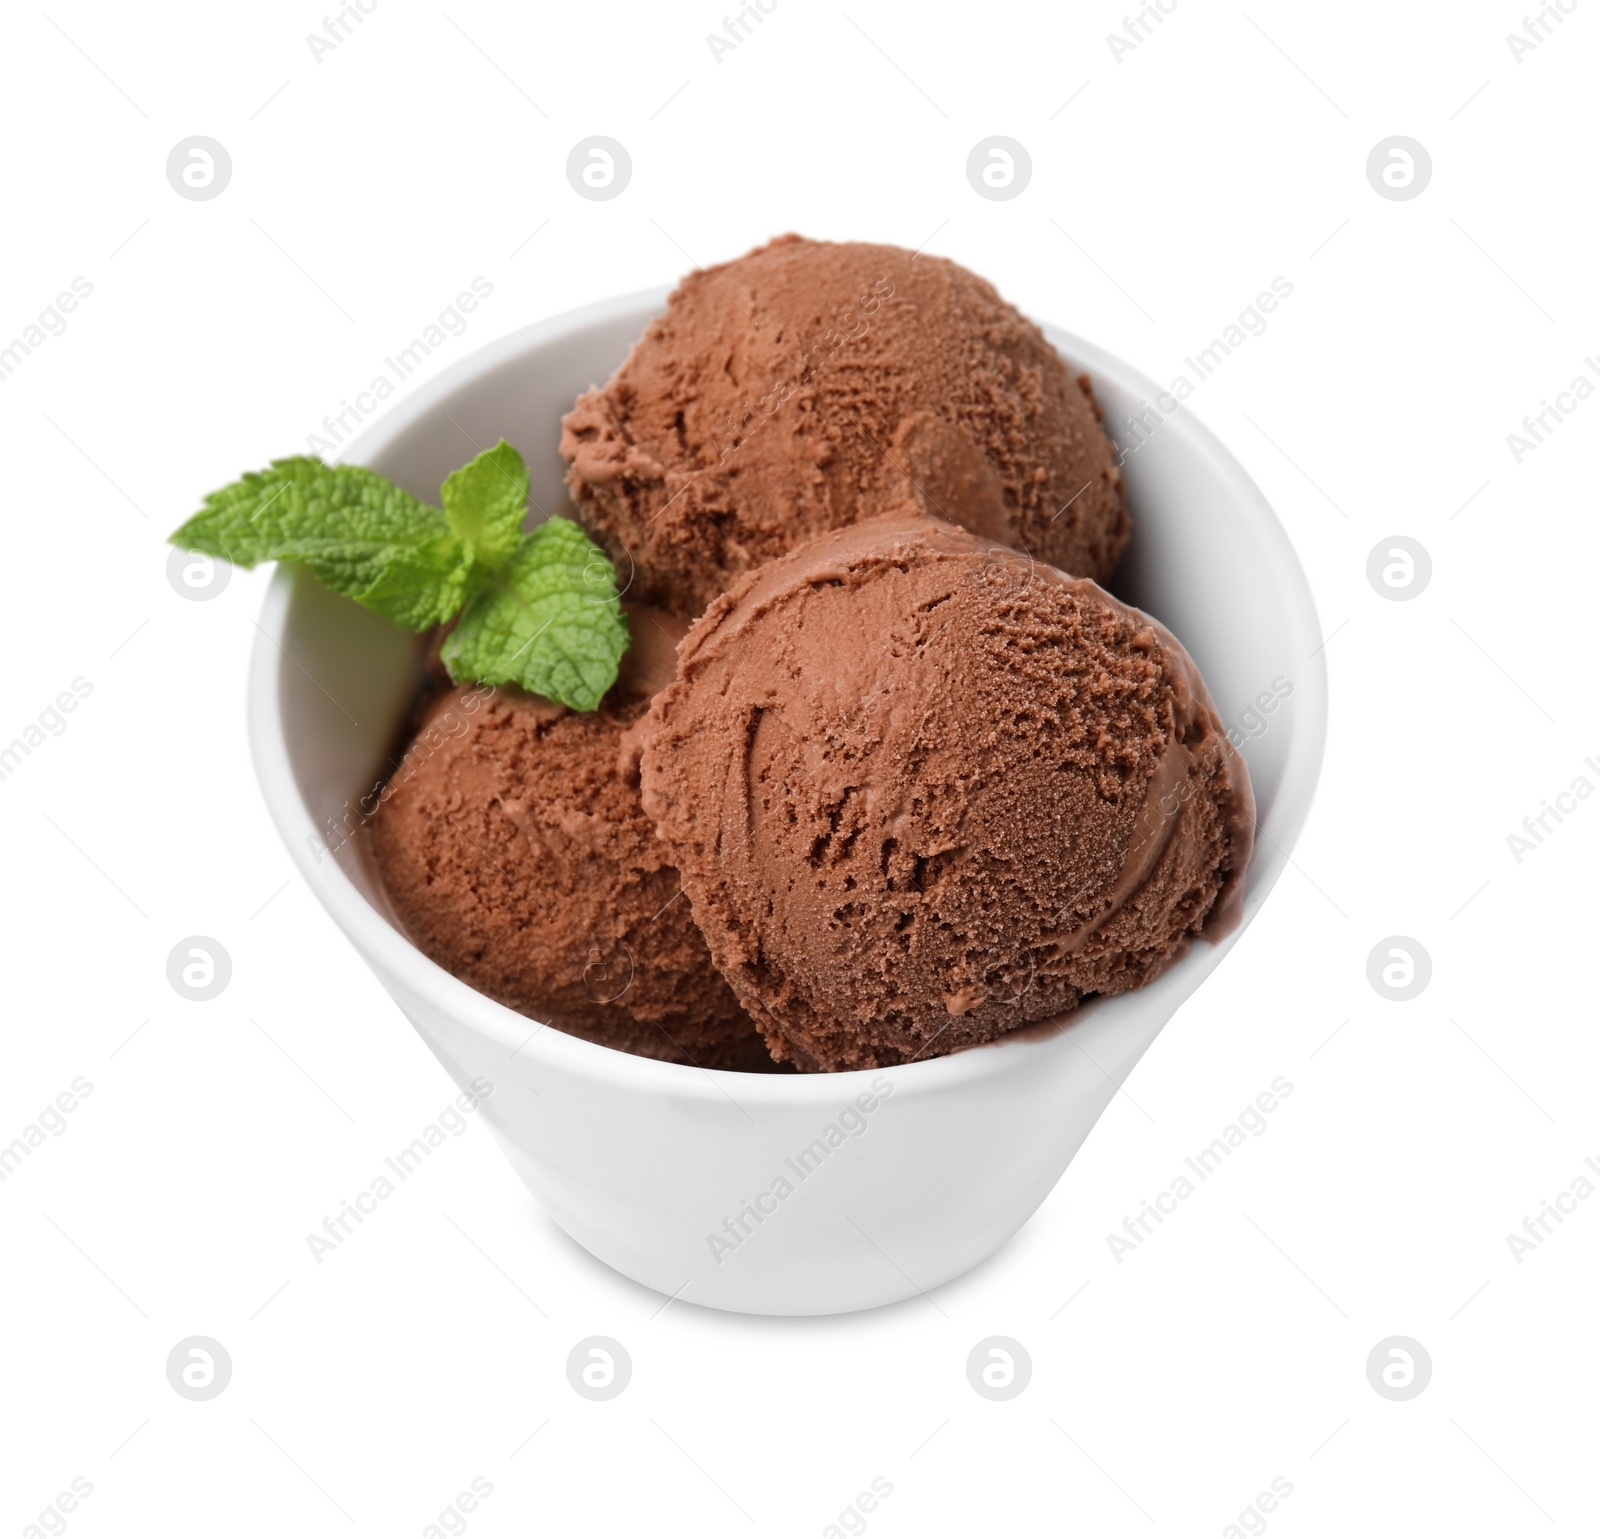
267 290 1325 1055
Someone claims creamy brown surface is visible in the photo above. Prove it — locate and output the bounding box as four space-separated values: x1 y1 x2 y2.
561 234 1129 616
640 518 1254 1071
368 605 775 1072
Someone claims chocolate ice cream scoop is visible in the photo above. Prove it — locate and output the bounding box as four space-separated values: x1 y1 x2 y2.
561 234 1129 616
368 605 774 1072
639 518 1253 1071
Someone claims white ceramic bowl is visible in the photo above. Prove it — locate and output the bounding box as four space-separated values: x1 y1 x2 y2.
247 288 1326 1316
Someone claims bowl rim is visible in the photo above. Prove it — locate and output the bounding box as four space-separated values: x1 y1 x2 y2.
246 284 1328 1106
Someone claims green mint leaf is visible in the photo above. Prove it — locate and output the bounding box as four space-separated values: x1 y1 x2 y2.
170 458 467 629
173 458 447 565
442 518 628 712
169 448 635 704
440 440 528 570
334 536 474 631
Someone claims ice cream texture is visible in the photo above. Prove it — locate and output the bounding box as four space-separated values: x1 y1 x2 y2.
367 605 774 1071
561 234 1129 616
639 517 1254 1071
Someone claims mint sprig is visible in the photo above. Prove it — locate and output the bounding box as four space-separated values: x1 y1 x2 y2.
173 458 472 628
440 439 527 570
444 519 630 711
170 442 630 712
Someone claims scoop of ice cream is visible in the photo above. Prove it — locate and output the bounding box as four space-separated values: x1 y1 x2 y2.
368 604 774 1071
561 234 1129 616
639 518 1253 1071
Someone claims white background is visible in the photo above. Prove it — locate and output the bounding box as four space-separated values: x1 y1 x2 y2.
3 1 1597 1534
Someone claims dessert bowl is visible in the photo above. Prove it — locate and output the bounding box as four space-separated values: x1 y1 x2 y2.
247 287 1327 1315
